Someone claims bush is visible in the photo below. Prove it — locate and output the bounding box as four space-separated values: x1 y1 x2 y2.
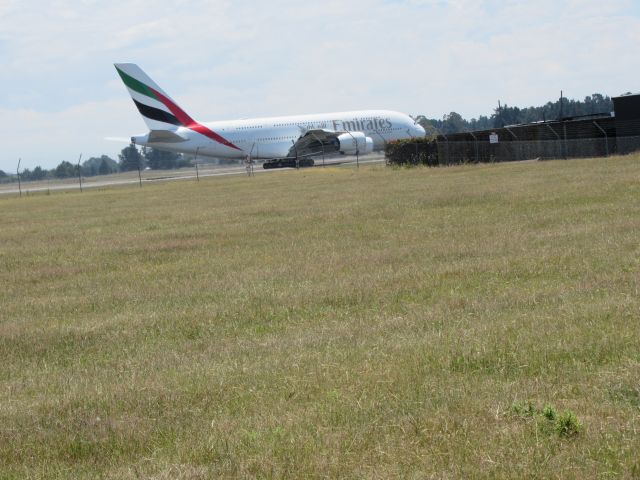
555 411 582 437
510 402 581 438
385 137 439 166
512 401 538 417
542 404 557 421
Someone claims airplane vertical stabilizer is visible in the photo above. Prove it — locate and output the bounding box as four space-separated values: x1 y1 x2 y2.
115 63 192 131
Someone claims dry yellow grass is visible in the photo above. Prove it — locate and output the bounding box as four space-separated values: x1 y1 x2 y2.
1 156 639 478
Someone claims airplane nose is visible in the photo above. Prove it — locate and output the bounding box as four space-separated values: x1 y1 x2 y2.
415 124 426 137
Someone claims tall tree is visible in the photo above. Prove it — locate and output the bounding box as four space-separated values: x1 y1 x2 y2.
84 155 118 175
30 166 47 180
416 93 614 135
54 161 77 178
442 112 467 134
118 144 144 172
98 157 118 175
143 147 183 170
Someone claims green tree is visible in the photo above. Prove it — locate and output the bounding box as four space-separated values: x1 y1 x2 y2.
441 112 468 134
469 115 492 131
82 158 99 176
30 166 47 180
20 167 49 181
119 144 144 172
143 147 183 170
493 104 521 128
84 155 118 176
415 93 614 135
54 161 77 178
98 157 118 175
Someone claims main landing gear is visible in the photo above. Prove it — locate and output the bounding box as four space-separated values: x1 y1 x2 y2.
263 158 315 169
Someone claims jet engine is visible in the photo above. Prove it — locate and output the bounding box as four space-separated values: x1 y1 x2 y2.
337 132 374 155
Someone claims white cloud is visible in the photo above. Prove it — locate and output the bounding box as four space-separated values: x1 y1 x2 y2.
0 0 639 171
0 99 144 171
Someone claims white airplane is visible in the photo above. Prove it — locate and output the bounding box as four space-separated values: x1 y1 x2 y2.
115 64 425 168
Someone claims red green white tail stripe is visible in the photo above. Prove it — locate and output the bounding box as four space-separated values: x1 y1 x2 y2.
115 63 240 151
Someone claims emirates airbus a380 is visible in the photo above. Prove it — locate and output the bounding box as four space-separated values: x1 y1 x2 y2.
115 64 425 168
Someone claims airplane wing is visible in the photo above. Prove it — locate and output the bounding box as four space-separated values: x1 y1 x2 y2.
287 129 342 158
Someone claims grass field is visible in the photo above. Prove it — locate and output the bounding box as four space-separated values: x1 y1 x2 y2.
1 156 639 478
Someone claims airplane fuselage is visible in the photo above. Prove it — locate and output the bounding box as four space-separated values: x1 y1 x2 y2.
132 109 423 159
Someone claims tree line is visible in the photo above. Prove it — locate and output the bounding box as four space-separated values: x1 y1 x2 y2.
0 145 192 183
416 93 614 136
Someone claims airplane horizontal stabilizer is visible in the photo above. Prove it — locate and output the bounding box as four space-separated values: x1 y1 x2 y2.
147 130 188 143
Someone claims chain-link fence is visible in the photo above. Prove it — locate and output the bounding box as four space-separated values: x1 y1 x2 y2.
387 136 640 166
616 136 640 156
436 136 638 164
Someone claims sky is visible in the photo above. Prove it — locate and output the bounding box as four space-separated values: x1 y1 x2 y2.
1 0 639 171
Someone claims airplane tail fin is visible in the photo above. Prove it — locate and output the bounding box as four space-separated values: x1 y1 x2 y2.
114 63 198 131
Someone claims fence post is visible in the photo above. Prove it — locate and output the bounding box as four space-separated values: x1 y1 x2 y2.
466 130 478 163
593 121 609 157
137 149 142 187
77 153 83 193
291 140 299 169
16 158 22 197
374 130 388 165
345 131 359 168
194 147 200 181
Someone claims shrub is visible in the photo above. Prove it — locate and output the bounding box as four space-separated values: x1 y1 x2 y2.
512 401 538 417
556 411 582 437
511 402 581 438
385 137 439 166
542 405 557 421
